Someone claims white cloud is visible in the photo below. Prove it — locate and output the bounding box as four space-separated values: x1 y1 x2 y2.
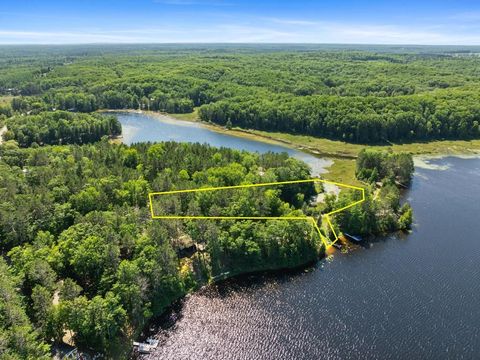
316 22 480 45
1 19 480 45
0 30 161 44
257 18 480 45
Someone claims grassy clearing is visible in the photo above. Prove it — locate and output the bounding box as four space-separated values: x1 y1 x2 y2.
244 130 480 158
242 130 362 158
0 96 13 105
389 140 480 156
166 110 480 158
168 108 199 121
324 158 363 187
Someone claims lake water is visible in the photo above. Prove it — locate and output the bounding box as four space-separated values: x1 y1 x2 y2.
117 112 480 360
116 111 332 176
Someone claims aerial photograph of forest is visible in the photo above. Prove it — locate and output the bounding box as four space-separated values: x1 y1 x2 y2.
0 1 479 359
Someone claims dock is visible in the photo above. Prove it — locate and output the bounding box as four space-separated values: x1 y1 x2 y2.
332 242 342 249
133 338 159 354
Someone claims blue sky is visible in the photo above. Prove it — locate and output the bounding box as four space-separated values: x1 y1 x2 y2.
1 0 480 44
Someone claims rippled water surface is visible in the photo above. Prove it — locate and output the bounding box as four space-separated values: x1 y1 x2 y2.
117 113 480 359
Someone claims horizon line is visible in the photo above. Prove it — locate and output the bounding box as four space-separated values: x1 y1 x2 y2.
1 42 480 47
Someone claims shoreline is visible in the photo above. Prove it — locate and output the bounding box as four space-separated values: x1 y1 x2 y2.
102 109 480 160
101 109 298 149
103 109 479 356
137 254 323 347
102 109 358 185
103 109 480 186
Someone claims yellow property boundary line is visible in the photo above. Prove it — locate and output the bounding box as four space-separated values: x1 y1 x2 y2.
149 179 365 249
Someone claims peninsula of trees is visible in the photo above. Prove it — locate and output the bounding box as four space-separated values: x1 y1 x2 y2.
0 131 413 357
0 138 324 357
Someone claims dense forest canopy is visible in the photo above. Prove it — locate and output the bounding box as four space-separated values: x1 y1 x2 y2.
0 131 413 356
0 139 327 356
0 258 50 359
332 150 414 235
356 149 414 186
0 44 479 143
0 45 417 357
4 111 121 147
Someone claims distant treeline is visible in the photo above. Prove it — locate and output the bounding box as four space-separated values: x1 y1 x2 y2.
1 48 480 143
199 92 480 143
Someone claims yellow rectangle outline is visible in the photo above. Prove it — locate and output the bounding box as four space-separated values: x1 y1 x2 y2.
149 178 365 249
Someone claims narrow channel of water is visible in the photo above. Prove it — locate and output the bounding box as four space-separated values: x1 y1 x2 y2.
116 111 332 176
117 112 480 359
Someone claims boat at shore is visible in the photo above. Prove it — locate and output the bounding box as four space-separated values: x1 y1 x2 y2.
343 233 363 243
